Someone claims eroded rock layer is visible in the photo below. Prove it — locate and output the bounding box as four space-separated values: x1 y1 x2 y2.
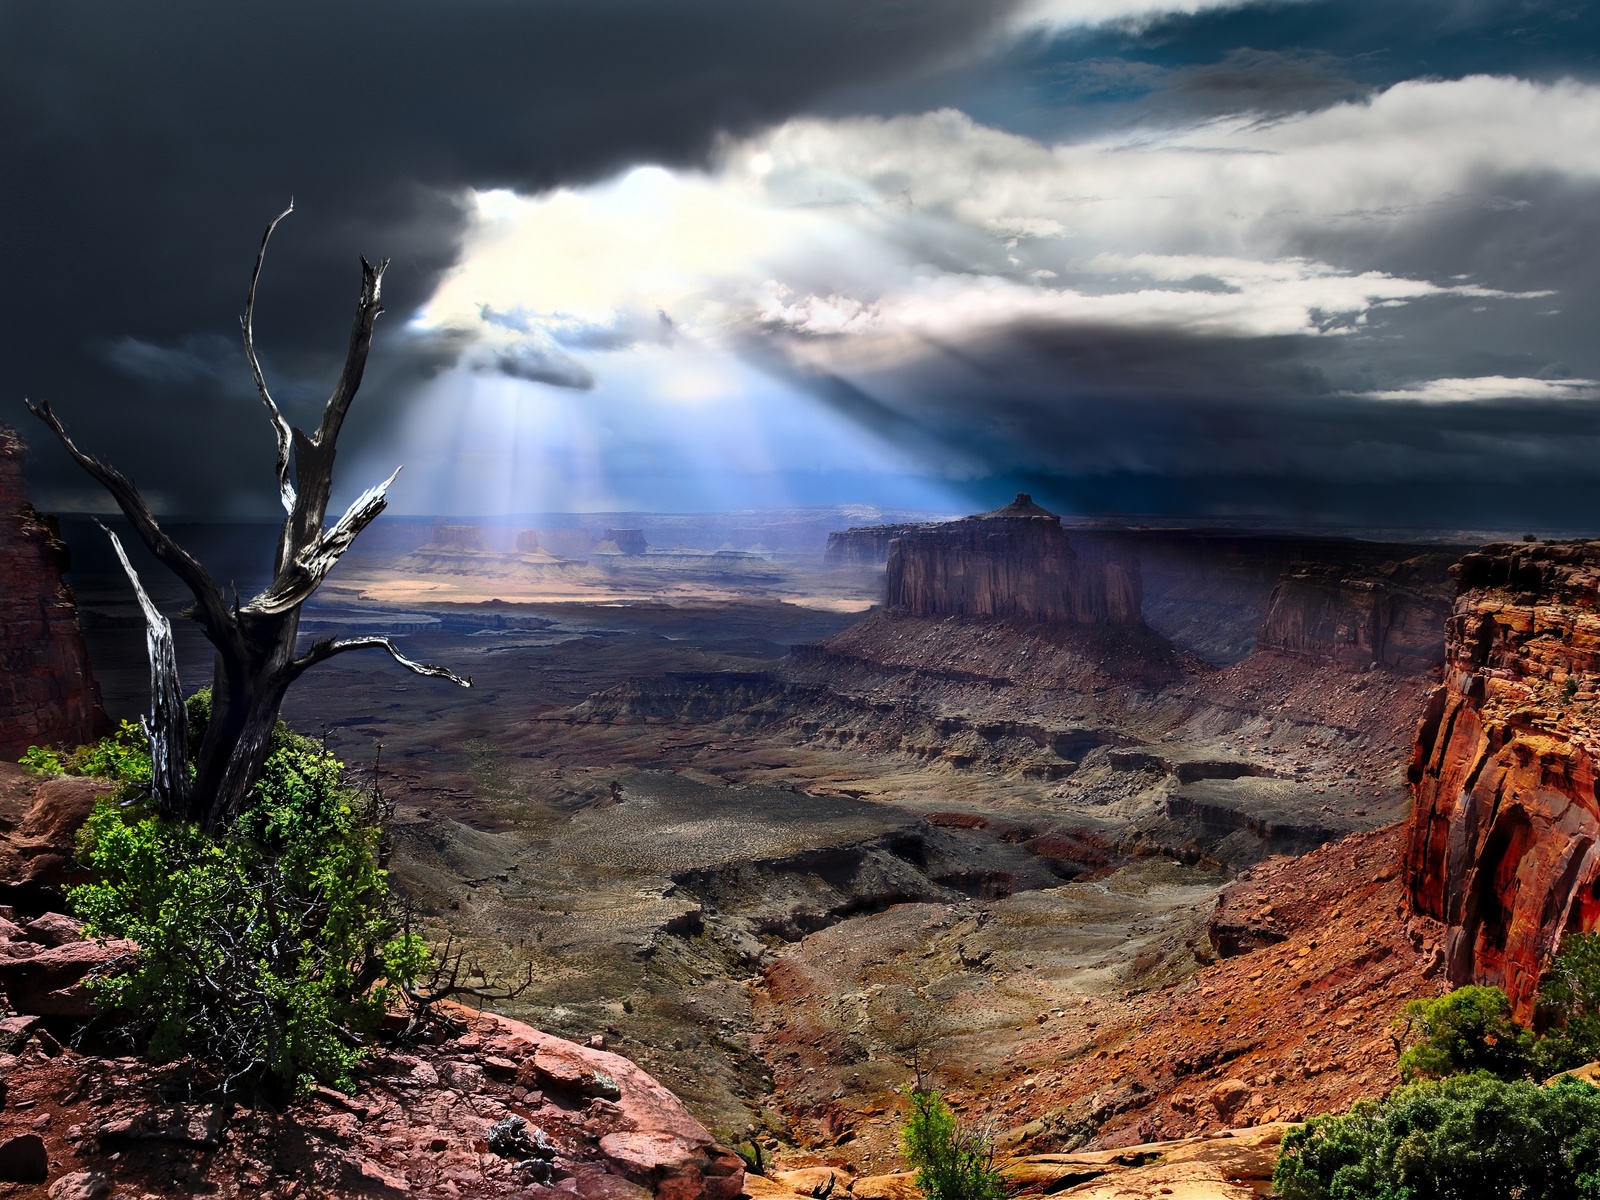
1256 558 1452 675
1407 540 1600 1020
884 495 1141 625
0 426 100 759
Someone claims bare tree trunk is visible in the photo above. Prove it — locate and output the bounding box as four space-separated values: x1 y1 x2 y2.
27 205 469 832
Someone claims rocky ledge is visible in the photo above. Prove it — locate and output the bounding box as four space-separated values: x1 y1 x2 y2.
0 763 744 1200
0 1002 744 1200
1407 540 1600 1020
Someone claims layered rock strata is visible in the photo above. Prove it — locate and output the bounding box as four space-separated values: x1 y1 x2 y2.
0 426 101 759
884 495 1141 625
1407 540 1600 1020
1256 558 1452 675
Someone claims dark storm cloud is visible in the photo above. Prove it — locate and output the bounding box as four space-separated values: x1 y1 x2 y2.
763 270 1600 531
0 0 1018 513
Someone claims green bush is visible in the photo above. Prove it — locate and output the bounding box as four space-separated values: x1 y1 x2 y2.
1539 932 1600 1074
1274 1073 1600 1200
900 1089 1007 1200
21 718 152 791
55 704 426 1094
1395 985 1540 1082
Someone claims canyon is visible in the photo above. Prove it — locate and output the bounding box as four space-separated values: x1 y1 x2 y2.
9 467 1600 1196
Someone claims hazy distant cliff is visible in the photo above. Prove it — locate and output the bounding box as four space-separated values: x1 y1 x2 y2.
883 494 1143 625
0 427 101 758
1407 540 1600 1020
1257 558 1453 675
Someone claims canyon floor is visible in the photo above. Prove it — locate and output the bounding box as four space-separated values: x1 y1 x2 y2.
70 552 1443 1166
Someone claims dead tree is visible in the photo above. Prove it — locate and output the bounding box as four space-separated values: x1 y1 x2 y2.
27 204 469 832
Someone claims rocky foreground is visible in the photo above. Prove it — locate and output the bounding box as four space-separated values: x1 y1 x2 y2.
0 757 1314 1200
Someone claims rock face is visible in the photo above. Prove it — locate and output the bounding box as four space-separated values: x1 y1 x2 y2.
0 762 103 895
600 529 649 556
2 1001 745 1199
1256 558 1453 675
1407 540 1600 1020
823 523 933 569
884 495 1142 625
0 427 101 759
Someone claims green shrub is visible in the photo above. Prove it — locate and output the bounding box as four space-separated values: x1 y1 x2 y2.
1275 1072 1600 1200
63 710 426 1094
21 718 152 792
1395 985 1540 1082
900 1089 1007 1200
1539 931 1600 1075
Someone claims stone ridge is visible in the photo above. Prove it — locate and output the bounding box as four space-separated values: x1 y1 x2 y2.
884 496 1143 626
1407 539 1600 1020
0 425 101 759
1255 557 1453 675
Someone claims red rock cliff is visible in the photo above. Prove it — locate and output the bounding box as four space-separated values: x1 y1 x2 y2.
1257 557 1453 675
884 494 1142 625
1407 540 1600 1020
0 427 101 759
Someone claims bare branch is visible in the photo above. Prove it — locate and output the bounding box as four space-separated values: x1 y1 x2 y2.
283 257 388 559
245 466 400 615
291 635 472 687
316 255 388 449
241 201 298 528
98 521 191 814
25 398 238 650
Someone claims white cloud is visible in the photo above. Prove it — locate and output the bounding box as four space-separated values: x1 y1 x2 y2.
414 74 1600 385
1010 0 1299 33
1358 376 1600 403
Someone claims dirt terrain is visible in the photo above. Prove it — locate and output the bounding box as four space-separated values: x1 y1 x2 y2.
53 508 1457 1159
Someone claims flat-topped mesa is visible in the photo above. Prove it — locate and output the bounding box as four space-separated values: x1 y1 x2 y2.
1407 540 1600 1021
1256 557 1454 675
0 427 101 759
884 494 1143 625
824 522 934 568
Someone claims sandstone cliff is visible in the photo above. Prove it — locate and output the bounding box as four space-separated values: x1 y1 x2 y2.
1407 540 1600 1020
1256 557 1453 675
0 427 101 759
884 495 1142 625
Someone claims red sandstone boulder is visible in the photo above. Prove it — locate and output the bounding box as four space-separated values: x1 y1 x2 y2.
0 762 104 891
1407 540 1600 1020
0 937 137 1016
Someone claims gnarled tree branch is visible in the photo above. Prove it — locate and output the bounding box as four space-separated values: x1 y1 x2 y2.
290 635 472 687
25 398 238 653
99 521 190 814
244 466 401 616
241 200 298 532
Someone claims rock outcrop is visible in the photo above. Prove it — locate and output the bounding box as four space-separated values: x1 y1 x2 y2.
0 762 103 898
1407 540 1600 1020
0 427 101 759
824 524 935 569
1255 558 1453 675
884 496 1142 626
2 1001 745 1199
0 759 745 1200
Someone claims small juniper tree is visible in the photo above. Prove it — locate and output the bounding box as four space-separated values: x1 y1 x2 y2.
27 205 468 832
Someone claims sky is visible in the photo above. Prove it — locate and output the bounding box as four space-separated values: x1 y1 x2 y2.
5 0 1600 529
